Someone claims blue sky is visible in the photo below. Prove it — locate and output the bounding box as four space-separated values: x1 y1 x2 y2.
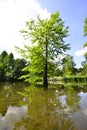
0 0 87 68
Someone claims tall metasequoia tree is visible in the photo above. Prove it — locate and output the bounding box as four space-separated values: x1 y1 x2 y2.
16 12 70 88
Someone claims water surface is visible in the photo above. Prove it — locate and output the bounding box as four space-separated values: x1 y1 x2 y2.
0 82 87 130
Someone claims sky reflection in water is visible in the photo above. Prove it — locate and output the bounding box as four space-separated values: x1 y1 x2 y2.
0 106 27 130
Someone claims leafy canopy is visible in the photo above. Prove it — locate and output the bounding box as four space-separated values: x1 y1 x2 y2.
16 12 70 85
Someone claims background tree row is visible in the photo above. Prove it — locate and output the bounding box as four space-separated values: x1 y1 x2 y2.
0 50 27 81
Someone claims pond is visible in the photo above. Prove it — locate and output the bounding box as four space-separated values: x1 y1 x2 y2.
0 82 87 130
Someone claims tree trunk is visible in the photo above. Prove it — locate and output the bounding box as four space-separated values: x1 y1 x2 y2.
43 36 48 89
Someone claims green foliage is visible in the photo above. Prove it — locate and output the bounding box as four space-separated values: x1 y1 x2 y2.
0 50 27 81
82 17 87 75
83 42 87 48
16 12 70 87
62 54 76 76
1 50 8 59
13 58 27 80
81 64 87 75
84 18 87 36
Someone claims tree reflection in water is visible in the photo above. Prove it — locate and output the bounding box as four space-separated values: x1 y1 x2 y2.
14 86 80 130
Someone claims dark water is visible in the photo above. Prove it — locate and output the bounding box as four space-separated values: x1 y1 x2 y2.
0 82 87 130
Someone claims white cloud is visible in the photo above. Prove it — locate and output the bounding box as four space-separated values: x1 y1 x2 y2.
0 0 50 57
75 47 87 56
0 0 16 50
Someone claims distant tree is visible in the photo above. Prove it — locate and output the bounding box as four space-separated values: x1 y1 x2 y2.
62 54 76 76
13 58 27 80
3 53 14 80
84 18 87 36
16 12 70 88
0 50 27 81
82 61 87 75
1 50 8 59
81 18 87 75
0 55 5 80
0 51 8 80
